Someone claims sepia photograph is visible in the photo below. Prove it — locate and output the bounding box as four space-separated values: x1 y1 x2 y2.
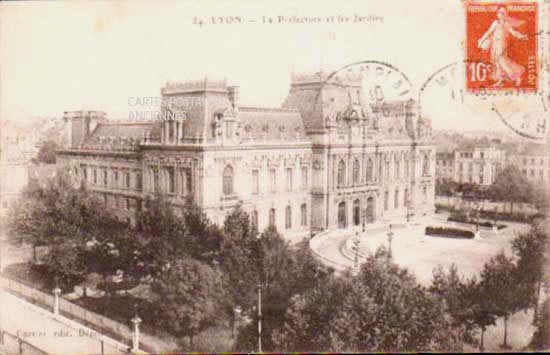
0 0 549 353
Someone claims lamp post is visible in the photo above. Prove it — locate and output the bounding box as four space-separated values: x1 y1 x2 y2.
256 233 263 353
352 233 360 274
387 224 394 260
131 303 142 353
362 205 368 233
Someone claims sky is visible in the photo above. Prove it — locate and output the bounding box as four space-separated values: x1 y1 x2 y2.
1 0 548 133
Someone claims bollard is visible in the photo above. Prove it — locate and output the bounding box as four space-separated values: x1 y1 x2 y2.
53 287 61 315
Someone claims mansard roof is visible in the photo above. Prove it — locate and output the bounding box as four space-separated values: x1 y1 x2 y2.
238 107 307 141
81 121 161 151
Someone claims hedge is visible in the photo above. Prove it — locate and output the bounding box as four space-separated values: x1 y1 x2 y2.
425 226 475 239
447 213 507 230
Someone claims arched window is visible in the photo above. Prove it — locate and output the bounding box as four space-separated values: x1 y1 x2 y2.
223 165 234 195
394 188 399 209
405 159 409 177
285 206 292 229
384 191 389 211
404 188 409 207
251 210 258 231
300 204 307 226
353 159 360 184
269 208 276 226
337 160 346 187
423 154 430 176
353 199 361 226
366 158 374 182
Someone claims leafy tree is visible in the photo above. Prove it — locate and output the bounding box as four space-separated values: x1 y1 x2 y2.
152 257 225 349
512 219 550 319
429 264 481 344
136 195 222 278
219 205 261 336
479 252 523 348
490 164 532 213
33 140 58 164
234 225 334 352
530 296 550 350
328 253 462 352
265 251 463 353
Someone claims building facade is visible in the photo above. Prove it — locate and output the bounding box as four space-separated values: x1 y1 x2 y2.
57 72 436 238
436 145 505 186
511 143 550 188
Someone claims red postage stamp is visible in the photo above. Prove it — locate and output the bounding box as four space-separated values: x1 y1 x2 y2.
465 2 538 92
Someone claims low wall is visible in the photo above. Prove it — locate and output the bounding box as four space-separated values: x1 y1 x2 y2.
0 330 47 355
1 276 141 353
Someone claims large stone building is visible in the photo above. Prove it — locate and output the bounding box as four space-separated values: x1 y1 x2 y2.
57 72 436 238
511 143 550 188
436 145 506 186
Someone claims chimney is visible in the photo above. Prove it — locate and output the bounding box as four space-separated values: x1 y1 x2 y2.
63 110 106 148
228 86 239 110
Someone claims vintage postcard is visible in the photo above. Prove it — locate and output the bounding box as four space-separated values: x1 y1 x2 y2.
0 0 549 354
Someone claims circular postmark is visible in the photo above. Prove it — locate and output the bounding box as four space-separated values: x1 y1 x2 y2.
420 60 549 142
312 60 418 139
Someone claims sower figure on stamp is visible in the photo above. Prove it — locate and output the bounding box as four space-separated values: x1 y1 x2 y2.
477 7 528 88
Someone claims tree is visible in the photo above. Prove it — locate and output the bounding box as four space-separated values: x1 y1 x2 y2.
479 252 523 349
490 164 532 213
266 251 463 353
136 195 222 278
429 264 481 344
33 140 58 164
530 297 550 350
329 253 462 352
234 224 335 352
152 257 225 349
512 219 550 319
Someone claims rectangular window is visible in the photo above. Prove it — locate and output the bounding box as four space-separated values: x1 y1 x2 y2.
125 172 131 189
285 206 292 229
251 210 258 231
113 170 119 187
136 172 142 190
185 169 192 196
301 204 307 226
270 169 277 192
301 167 308 189
167 167 175 193
125 198 130 210
93 169 97 185
103 169 108 186
81 164 88 181
252 170 259 194
153 169 159 193
286 168 293 191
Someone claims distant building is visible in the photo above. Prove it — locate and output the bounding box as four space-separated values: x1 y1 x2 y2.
510 143 550 188
436 145 506 185
57 72 436 237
